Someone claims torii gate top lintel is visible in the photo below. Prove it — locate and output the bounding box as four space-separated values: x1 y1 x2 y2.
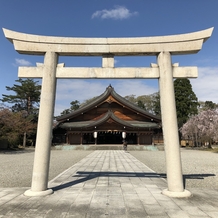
3 27 213 56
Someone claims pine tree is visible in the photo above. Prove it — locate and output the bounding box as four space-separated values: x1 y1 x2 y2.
60 100 80 115
1 79 41 114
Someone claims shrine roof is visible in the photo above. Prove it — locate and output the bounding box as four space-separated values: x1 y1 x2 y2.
56 85 161 123
59 110 159 129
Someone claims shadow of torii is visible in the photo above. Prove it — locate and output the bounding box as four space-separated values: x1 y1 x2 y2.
158 173 216 189
51 171 216 192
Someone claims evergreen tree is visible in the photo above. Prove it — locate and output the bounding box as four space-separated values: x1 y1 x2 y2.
137 100 145 109
174 78 198 128
0 79 41 147
204 101 217 110
60 100 80 115
152 92 161 115
70 100 80 111
1 79 41 115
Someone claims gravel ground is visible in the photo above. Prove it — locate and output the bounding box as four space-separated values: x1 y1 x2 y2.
130 148 218 189
0 148 217 189
0 150 93 187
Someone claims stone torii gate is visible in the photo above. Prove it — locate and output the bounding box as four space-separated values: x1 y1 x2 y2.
3 28 213 198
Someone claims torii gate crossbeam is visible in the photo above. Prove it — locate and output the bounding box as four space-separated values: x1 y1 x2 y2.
3 27 213 198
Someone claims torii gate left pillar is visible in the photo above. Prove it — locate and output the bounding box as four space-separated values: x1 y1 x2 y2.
3 28 213 197
26 52 58 196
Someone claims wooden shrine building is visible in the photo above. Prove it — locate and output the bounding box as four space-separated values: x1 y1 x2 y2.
53 85 162 145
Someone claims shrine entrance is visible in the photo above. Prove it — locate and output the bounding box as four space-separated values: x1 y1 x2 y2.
96 132 123 144
3 27 213 198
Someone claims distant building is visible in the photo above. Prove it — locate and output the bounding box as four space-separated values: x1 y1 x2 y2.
53 85 162 145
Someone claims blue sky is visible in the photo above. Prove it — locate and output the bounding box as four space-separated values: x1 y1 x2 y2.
0 1 218 116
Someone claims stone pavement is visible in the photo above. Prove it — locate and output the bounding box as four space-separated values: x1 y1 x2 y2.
0 150 218 218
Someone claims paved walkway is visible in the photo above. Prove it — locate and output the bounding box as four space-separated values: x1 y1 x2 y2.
0 150 218 217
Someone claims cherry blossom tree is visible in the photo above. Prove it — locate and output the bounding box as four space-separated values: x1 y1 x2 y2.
180 109 218 148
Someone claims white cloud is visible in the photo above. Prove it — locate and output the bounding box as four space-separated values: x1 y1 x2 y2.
92 5 138 20
113 80 158 97
56 80 105 102
190 67 218 103
14 58 32 66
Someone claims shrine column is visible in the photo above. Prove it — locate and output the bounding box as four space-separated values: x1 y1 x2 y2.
158 51 191 197
25 51 58 196
80 133 83 145
137 133 140 145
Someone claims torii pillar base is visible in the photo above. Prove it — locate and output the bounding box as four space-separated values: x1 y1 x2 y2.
24 189 53 197
162 189 192 198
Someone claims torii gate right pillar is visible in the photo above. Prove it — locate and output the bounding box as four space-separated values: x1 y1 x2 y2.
158 52 191 197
